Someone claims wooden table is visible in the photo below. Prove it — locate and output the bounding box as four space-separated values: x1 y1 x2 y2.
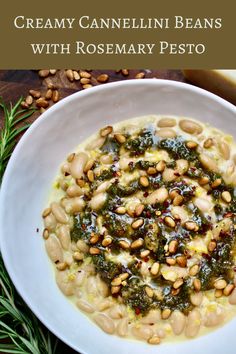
0 69 186 354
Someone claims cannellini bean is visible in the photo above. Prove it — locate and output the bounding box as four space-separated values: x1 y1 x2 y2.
64 197 85 214
86 137 106 150
170 310 186 335
190 292 203 306
204 307 225 327
86 276 99 296
162 168 177 182
109 304 127 319
51 202 68 224
161 265 188 281
171 206 188 224
77 299 95 313
70 152 88 179
96 275 109 297
140 310 160 324
145 187 168 204
64 253 73 266
194 197 213 213
56 224 71 250
76 239 89 253
199 153 218 172
157 117 176 127
229 288 236 304
100 155 113 164
132 325 153 340
176 159 189 175
66 184 83 197
140 262 150 277
90 193 107 210
44 213 57 231
119 157 134 171
179 119 203 135
212 218 232 239
156 128 177 138
56 270 75 296
75 270 86 287
218 141 230 160
94 314 115 334
45 235 63 263
116 318 128 337
185 309 201 338
97 298 113 311
93 180 113 196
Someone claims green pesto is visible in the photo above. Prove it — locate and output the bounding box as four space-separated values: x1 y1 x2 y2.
159 136 198 161
71 212 97 242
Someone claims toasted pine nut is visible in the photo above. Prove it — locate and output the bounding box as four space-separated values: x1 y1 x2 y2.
90 233 99 244
173 195 183 206
80 70 91 78
162 308 171 320
114 133 126 144
131 238 144 249
135 72 145 79
185 221 199 232
164 216 176 228
56 262 68 271
211 178 222 188
29 89 41 98
111 286 121 294
121 69 129 76
115 206 126 214
80 78 91 85
73 71 80 80
157 118 176 128
147 167 157 175
204 138 214 148
135 204 144 216
156 160 166 172
176 255 187 268
38 69 49 78
43 228 49 240
132 219 144 229
189 264 199 276
102 236 113 247
111 277 122 286
36 97 49 108
89 247 100 255
193 278 201 291
97 74 109 82
84 159 95 172
208 240 217 252
52 90 59 103
73 251 84 261
119 240 130 249
223 284 235 296
140 250 150 258
221 191 232 203
25 95 33 105
173 278 184 289
119 273 129 281
199 176 210 185
87 170 94 182
214 279 227 290
168 240 178 253
166 257 176 266
100 125 113 137
145 286 154 298
139 176 149 187
150 262 160 275
215 289 223 298
42 207 51 218
148 335 161 345
186 141 198 149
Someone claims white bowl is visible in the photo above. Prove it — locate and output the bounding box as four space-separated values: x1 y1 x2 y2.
0 79 236 354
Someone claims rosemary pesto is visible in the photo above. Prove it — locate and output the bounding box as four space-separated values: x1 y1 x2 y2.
42 115 236 344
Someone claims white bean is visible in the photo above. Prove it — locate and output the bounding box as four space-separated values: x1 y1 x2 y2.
66 184 83 197
162 168 177 182
45 235 63 263
179 119 203 135
44 213 57 231
70 152 88 179
86 276 99 296
56 270 75 296
132 325 153 340
93 180 112 196
218 141 230 160
156 128 176 138
94 314 115 334
185 309 201 338
145 187 168 204
140 309 160 324
75 270 86 287
64 197 85 214
77 299 95 313
170 310 186 335
116 318 128 337
51 202 68 224
176 159 189 175
100 155 113 164
190 292 203 306
109 305 127 319
97 298 113 311
204 307 225 327
199 153 218 172
157 117 176 127
96 276 109 297
86 137 106 150
194 197 213 213
229 288 236 304
76 239 89 253
90 193 107 211
56 224 71 250
171 206 188 224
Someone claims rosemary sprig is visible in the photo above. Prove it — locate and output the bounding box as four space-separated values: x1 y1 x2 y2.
0 98 59 354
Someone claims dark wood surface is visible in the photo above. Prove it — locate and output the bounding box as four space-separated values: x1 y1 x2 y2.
0 69 186 354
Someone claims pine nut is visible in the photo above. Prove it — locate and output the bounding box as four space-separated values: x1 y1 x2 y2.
119 240 130 249
121 69 129 76
36 97 49 108
89 247 100 255
162 308 171 319
208 240 217 252
45 89 53 100
166 257 176 266
82 84 92 89
148 335 161 345
66 69 74 82
185 221 199 232
140 250 150 258
25 95 33 105
147 167 157 175
114 133 126 144
29 89 41 98
168 240 178 253
186 141 198 149
193 278 201 291
116 206 126 214
80 78 91 85
102 236 113 247
199 176 210 185
164 216 176 228
176 255 187 268
119 273 129 281
135 72 145 79
73 251 84 261
21 101 28 109
111 277 122 286
42 207 51 218
223 284 235 296
56 262 68 271
145 286 154 298
76 178 85 187
52 90 59 103
135 204 144 216
156 160 166 172
150 262 160 275
38 69 50 78
80 70 91 78
204 138 214 148
222 191 232 203
173 278 184 289
73 71 80 81
90 233 99 244
83 159 95 172
214 279 227 290
100 125 113 137
139 176 149 187
131 238 144 249
215 289 223 298
211 178 222 188
97 74 109 83
87 170 94 182
189 264 199 276
173 195 183 206
132 219 144 229
111 286 121 294
49 69 57 75
43 228 49 239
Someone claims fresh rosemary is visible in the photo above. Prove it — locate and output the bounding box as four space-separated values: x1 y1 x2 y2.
0 98 59 354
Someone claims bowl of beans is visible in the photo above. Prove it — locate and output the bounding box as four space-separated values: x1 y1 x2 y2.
0 79 236 354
